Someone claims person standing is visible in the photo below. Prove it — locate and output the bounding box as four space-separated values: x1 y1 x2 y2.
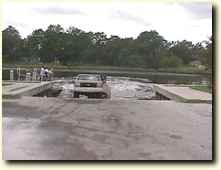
101 73 107 83
40 66 45 81
45 67 49 81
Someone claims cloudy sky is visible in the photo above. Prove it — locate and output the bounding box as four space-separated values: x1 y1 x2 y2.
3 1 212 43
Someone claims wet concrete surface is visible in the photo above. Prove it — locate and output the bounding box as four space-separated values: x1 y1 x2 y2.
2 96 212 160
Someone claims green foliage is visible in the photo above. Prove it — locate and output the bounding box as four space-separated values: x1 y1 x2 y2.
2 55 10 63
160 55 183 68
202 36 212 70
191 85 211 93
2 25 211 70
169 40 194 64
2 26 23 62
135 30 168 69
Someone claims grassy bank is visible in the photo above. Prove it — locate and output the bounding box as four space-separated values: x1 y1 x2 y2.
191 86 212 93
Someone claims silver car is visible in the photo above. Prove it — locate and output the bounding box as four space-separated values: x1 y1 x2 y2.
73 74 111 98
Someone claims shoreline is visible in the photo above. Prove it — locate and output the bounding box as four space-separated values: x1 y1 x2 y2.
2 66 211 77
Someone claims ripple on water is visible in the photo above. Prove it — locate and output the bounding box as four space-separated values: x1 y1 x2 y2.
58 77 155 100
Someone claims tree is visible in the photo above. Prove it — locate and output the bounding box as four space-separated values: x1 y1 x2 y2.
192 42 206 61
2 25 210 69
25 29 45 63
62 27 95 65
135 30 168 69
203 36 212 70
169 40 194 64
41 24 65 63
2 26 23 63
92 32 108 64
159 55 183 68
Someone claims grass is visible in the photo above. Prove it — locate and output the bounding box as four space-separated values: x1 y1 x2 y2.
191 85 212 93
158 66 210 75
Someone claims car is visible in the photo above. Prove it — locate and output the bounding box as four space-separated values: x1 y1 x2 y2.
73 74 111 99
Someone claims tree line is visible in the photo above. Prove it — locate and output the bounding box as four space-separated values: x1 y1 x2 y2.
2 25 212 70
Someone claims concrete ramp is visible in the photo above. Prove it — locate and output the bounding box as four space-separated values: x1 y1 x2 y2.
153 84 212 103
3 81 53 98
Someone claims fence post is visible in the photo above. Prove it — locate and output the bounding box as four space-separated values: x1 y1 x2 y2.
17 67 21 81
10 70 14 81
32 68 37 81
26 73 31 81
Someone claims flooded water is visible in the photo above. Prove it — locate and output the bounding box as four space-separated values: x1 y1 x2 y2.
110 77 155 99
39 77 156 100
3 68 210 100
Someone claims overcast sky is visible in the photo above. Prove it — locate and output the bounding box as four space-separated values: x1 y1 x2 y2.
3 1 212 43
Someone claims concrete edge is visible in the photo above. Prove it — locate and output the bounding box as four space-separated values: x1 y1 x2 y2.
153 84 212 104
3 82 55 98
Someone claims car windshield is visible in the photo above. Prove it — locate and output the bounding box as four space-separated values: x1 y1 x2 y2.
77 75 100 81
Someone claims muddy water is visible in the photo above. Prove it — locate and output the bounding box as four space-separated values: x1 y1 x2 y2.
54 77 155 100
110 77 154 99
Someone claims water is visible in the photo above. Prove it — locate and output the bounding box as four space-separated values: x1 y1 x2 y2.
2 69 210 84
33 77 161 100
110 77 155 99
3 68 209 100
52 70 209 84
33 89 62 97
